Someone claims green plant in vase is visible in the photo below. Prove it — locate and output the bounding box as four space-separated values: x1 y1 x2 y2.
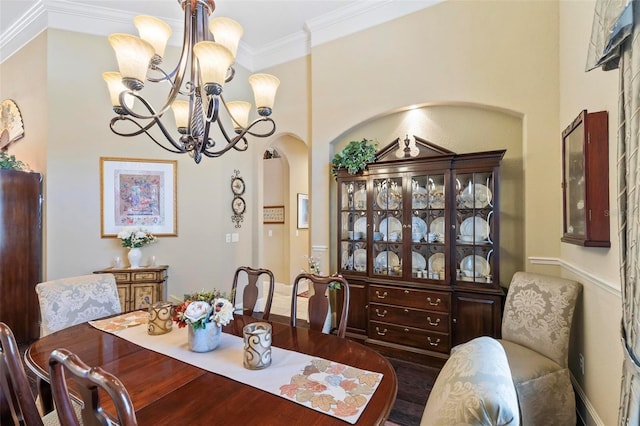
0 151 30 171
331 138 377 179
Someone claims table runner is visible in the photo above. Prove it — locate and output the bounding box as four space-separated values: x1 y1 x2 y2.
89 312 383 424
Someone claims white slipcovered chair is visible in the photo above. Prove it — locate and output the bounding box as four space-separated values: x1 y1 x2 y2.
36 273 121 337
498 271 581 426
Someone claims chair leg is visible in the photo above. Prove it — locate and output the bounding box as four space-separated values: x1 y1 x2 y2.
38 377 54 414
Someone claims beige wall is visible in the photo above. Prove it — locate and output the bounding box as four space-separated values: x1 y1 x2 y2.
0 1 623 423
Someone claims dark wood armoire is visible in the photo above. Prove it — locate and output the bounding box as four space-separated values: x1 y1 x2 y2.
0 169 43 342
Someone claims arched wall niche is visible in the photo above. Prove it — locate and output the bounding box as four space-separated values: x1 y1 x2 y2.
261 132 309 285
329 102 525 288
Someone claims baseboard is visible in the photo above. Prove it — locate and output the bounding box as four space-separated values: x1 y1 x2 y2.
571 373 605 426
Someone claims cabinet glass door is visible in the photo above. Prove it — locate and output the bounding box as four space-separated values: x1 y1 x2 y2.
339 180 367 273
410 174 447 282
372 177 403 277
454 172 495 284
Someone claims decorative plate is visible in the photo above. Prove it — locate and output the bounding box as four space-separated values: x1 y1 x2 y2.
376 188 402 210
354 217 367 234
353 187 367 210
375 251 400 270
412 251 427 271
460 216 490 241
412 186 428 209
353 249 367 272
428 253 445 274
379 217 402 240
460 183 492 209
460 255 490 277
429 217 446 241
412 216 428 237
429 185 445 209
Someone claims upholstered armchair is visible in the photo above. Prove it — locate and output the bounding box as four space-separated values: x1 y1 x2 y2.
499 271 582 426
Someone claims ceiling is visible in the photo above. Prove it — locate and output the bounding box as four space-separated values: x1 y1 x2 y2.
0 0 441 69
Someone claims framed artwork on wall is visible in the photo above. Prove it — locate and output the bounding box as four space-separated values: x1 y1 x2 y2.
297 193 309 229
264 205 285 224
100 157 177 237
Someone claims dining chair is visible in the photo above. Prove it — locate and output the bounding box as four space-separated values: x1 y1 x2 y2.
49 348 137 426
231 266 275 319
0 322 62 425
498 271 582 426
291 273 350 338
36 273 121 337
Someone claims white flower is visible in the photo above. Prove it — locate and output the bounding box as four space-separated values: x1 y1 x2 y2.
183 301 211 323
210 298 234 326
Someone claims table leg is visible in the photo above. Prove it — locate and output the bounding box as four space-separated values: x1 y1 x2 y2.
38 377 54 414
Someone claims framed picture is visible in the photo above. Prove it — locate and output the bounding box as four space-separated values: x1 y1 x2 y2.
297 193 309 229
264 205 285 224
100 157 177 237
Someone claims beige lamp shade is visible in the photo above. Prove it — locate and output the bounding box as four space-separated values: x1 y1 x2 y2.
208 17 243 59
171 100 190 129
226 101 251 129
108 33 155 86
102 72 135 109
134 15 172 59
248 73 280 110
193 42 234 88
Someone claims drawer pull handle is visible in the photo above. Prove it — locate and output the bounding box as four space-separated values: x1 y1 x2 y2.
404 290 410 294
428 337 441 346
376 291 388 299
427 317 440 326
375 327 388 336
403 309 409 313
427 297 441 306
404 328 409 332
375 309 388 318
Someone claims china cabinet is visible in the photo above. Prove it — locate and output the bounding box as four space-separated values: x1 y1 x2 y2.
93 265 168 312
336 136 505 365
561 110 610 247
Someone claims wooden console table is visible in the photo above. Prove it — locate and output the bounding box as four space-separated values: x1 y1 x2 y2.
93 265 168 312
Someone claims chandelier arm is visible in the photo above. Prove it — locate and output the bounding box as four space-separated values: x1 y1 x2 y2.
109 116 187 154
245 117 277 138
146 65 175 84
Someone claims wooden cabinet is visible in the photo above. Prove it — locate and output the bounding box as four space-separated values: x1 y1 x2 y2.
561 110 610 247
93 266 168 312
0 170 42 342
336 136 505 365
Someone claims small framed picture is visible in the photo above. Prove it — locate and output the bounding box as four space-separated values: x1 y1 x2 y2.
100 157 177 237
297 193 309 229
264 205 285 224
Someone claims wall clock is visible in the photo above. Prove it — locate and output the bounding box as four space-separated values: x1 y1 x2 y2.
231 170 245 228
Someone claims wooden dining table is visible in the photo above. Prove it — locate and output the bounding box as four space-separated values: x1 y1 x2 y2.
25 314 398 425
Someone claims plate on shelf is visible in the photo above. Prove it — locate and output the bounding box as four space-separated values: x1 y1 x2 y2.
375 251 400 270
379 217 403 241
412 251 427 271
353 249 367 272
412 216 428 237
428 253 445 274
460 216 490 241
429 217 446 241
460 183 492 208
354 217 367 234
429 185 445 209
376 187 402 210
460 255 490 277
412 186 428 209
353 188 367 210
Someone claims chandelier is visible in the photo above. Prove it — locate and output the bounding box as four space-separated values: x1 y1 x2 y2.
102 0 280 163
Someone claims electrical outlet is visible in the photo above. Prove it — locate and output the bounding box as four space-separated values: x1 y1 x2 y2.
225 233 231 243
579 353 585 375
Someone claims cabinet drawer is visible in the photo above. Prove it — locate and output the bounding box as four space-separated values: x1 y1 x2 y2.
369 303 449 333
132 271 161 282
369 285 450 312
112 272 131 282
369 320 450 354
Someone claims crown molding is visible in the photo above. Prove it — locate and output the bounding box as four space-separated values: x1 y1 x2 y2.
1 0 442 69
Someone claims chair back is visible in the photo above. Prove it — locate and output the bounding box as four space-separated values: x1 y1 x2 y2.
0 322 43 426
502 271 581 367
291 273 350 338
36 274 121 337
49 348 137 426
231 267 275 319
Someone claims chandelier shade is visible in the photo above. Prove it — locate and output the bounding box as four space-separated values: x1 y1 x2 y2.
104 0 280 163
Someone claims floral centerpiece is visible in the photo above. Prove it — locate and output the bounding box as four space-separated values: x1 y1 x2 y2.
173 290 234 352
304 255 342 290
117 227 157 248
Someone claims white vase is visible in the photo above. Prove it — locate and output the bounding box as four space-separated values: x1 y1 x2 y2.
128 247 142 269
188 322 222 352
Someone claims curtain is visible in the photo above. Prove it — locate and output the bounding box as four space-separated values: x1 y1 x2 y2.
587 1 640 424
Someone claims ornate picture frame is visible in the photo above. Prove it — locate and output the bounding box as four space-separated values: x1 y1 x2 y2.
297 193 309 229
100 157 178 237
264 206 285 224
